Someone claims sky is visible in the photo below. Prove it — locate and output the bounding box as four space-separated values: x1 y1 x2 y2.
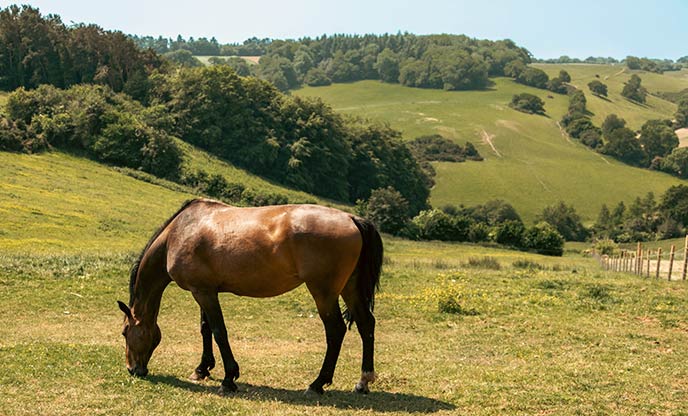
3 0 687 59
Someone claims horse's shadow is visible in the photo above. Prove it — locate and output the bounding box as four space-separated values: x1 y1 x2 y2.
147 374 456 413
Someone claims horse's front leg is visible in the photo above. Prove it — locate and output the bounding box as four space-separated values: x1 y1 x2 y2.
189 308 216 381
191 290 240 394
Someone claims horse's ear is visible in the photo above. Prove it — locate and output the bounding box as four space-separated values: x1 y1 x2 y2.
117 301 133 320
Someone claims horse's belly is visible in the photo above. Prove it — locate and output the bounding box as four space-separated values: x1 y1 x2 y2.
217 270 303 297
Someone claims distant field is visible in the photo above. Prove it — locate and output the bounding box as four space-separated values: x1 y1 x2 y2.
195 55 260 65
296 77 686 223
534 64 688 129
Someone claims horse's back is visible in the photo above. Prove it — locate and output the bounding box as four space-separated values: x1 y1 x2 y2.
164 200 362 297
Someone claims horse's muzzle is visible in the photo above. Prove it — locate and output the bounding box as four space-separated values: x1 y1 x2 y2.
128 366 148 377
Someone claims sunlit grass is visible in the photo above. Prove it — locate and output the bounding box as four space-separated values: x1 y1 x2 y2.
296 75 687 223
1 240 688 415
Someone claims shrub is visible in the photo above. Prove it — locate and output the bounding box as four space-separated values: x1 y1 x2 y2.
510 93 545 114
588 80 608 97
593 238 618 256
523 222 564 256
515 67 549 89
411 209 472 241
468 222 490 242
359 187 410 235
492 220 525 247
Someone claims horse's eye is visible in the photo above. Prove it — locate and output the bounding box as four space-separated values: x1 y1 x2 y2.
122 327 128 337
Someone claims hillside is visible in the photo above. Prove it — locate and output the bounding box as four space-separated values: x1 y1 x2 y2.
0 141 345 253
295 70 688 223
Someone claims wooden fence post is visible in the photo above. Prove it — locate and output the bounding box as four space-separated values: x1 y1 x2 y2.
668 245 676 281
656 248 662 279
682 235 688 281
646 249 651 277
638 246 643 275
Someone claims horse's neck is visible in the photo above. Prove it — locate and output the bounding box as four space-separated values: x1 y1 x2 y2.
131 270 169 325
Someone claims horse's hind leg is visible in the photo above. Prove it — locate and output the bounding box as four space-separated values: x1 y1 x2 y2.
191 290 240 394
189 308 216 381
306 284 347 395
341 280 376 394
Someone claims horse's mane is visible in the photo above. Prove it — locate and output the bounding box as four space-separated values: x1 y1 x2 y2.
129 198 202 305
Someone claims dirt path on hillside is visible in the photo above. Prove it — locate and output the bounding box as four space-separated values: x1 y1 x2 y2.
556 121 573 144
480 129 502 157
556 121 611 164
605 68 626 80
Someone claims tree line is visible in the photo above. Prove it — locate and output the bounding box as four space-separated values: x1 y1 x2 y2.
0 65 431 213
233 33 533 91
0 5 162 100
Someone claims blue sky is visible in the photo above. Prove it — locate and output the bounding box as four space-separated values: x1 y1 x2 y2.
4 0 687 59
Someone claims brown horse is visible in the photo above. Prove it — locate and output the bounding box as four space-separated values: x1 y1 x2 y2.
117 198 383 395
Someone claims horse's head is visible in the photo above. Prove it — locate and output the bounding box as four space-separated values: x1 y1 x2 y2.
117 301 161 377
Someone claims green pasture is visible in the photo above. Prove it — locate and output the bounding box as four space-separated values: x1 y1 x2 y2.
296 77 686 223
0 147 343 253
534 64 688 128
2 240 688 415
2 142 688 414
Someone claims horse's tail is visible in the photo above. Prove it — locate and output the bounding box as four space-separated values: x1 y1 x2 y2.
129 198 202 305
345 216 383 327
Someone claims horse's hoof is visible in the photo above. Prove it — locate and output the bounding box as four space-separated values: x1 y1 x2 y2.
354 383 370 394
219 381 238 395
304 386 324 396
189 370 208 382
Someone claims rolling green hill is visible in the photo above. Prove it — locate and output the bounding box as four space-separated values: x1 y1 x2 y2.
0 140 345 253
295 67 688 223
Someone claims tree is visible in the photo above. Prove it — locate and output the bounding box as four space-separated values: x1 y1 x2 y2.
594 204 613 237
660 147 688 178
163 49 203 67
639 119 678 160
515 67 549 89
375 48 400 83
588 80 608 97
601 114 626 137
601 127 646 166
558 70 571 83
510 93 545 114
621 74 647 103
359 187 410 234
303 68 331 86
660 185 688 227
504 60 526 78
537 201 588 241
675 98 688 128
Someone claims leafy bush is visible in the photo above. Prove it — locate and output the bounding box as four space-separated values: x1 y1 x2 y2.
492 220 525 247
588 80 608 97
515 67 549 89
523 222 564 256
358 187 410 235
411 209 471 241
407 134 482 162
510 93 545 114
593 238 618 256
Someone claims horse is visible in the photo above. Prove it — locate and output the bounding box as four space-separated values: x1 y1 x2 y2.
117 198 383 395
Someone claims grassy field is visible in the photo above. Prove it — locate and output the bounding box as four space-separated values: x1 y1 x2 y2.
0 146 343 253
534 64 688 129
3 238 688 415
296 76 686 223
3 144 688 414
